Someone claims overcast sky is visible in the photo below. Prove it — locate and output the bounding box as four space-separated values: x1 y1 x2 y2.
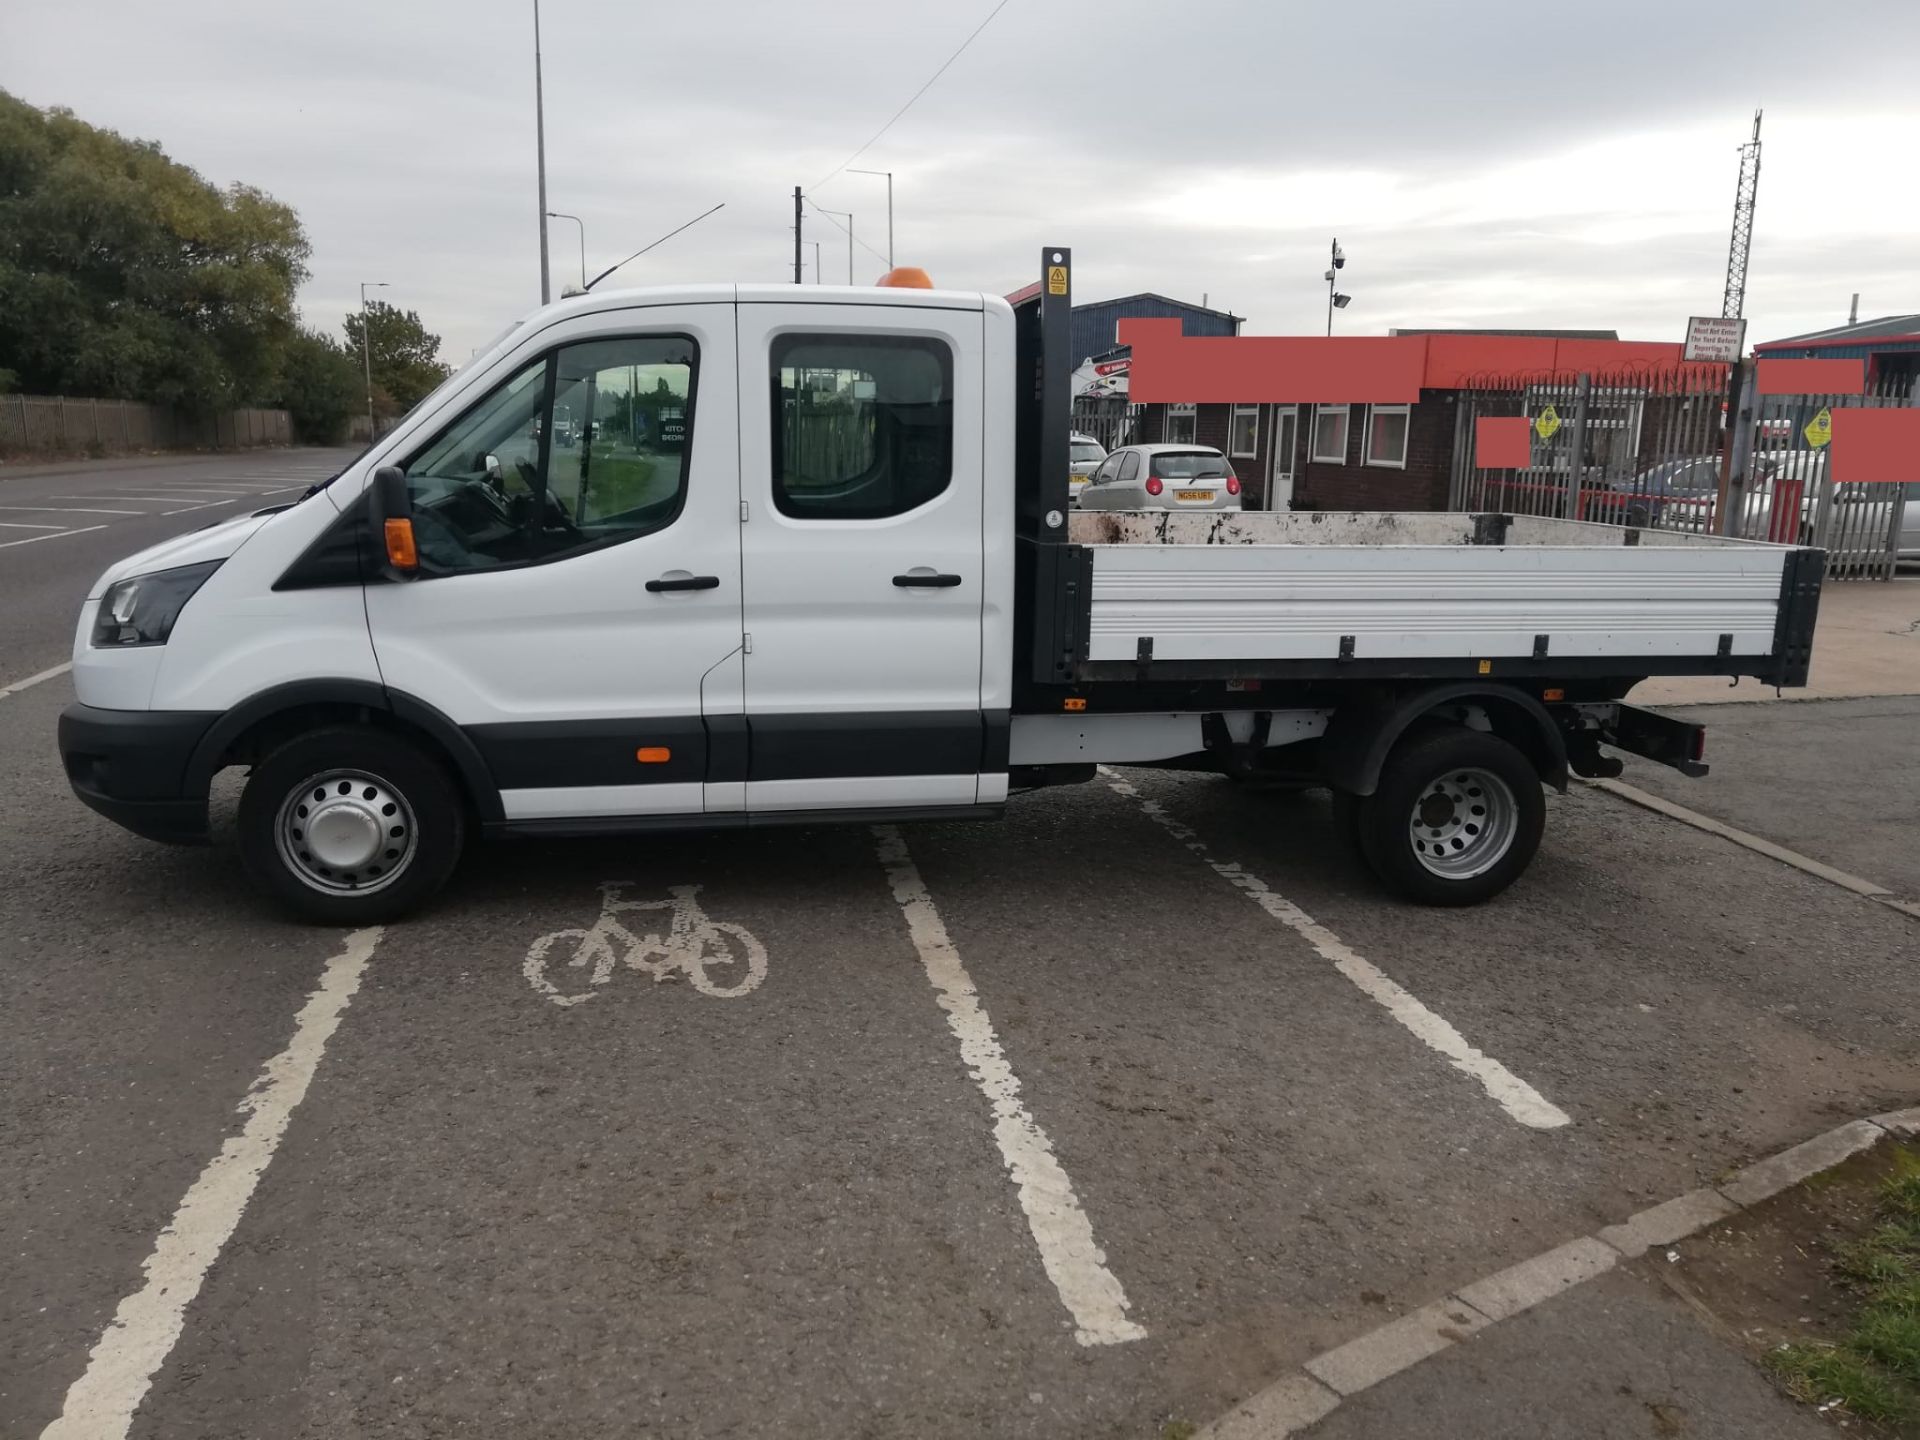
7 0 1917 361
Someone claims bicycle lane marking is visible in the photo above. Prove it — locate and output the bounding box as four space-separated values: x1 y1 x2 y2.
39 927 383 1440
1100 770 1571 1132
872 824 1147 1347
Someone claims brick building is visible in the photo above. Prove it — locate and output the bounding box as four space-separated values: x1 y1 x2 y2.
1121 326 1711 513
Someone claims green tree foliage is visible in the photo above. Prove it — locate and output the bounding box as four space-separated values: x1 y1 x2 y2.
275 329 361 444
0 89 310 410
342 301 451 418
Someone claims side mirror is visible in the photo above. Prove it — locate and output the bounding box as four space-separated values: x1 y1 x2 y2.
483 453 503 484
366 465 419 581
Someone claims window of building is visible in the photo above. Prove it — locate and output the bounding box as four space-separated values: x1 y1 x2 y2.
403 334 696 572
771 333 954 520
1311 404 1350 464
1229 404 1259 458
1364 404 1410 468
1166 402 1197 445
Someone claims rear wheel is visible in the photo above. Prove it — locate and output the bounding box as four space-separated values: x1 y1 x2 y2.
239 725 465 924
1350 728 1544 906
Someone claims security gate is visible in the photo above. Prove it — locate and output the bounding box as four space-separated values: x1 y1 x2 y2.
1449 368 1916 580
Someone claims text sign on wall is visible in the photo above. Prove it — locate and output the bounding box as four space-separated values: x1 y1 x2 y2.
1683 316 1747 364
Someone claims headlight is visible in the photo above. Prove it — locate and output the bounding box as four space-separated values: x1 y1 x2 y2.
91 560 222 647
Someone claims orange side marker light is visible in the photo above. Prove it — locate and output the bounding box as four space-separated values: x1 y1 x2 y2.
1063 697 1087 712
636 746 672 764
383 518 418 570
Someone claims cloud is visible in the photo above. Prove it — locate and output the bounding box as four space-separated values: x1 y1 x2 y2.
4 0 1916 359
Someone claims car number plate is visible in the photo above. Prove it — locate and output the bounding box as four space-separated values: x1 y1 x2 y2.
1176 489 1212 501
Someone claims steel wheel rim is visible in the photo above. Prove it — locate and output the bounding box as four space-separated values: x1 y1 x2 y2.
273 768 418 896
1408 766 1517 879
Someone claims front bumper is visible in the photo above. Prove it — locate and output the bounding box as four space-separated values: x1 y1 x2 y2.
58 703 220 844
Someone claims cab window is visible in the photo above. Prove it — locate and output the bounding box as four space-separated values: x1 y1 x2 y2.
770 333 953 520
403 334 696 571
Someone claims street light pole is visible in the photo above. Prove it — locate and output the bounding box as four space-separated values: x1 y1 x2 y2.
810 241 822 284
820 208 854 284
847 168 893 268
1324 238 1349 336
534 0 551 304
359 281 389 441
547 211 585 291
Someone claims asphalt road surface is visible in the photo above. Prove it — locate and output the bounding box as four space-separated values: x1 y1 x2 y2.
4 451 1916 1439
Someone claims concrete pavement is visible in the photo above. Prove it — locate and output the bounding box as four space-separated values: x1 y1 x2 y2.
3 453 1915 1439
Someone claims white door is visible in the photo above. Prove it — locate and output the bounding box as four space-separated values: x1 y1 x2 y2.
365 304 744 821
1269 405 1298 511
734 300 988 812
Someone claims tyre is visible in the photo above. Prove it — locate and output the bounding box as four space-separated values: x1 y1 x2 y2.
1350 727 1545 906
238 725 465 924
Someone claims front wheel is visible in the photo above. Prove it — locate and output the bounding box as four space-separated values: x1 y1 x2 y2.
239 725 466 924
1349 728 1545 906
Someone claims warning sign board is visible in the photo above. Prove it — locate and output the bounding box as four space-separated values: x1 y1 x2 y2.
1683 315 1747 364
1046 265 1068 296
1534 405 1562 441
1804 407 1832 448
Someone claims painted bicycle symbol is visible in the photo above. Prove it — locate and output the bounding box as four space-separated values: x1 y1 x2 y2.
523 883 768 1006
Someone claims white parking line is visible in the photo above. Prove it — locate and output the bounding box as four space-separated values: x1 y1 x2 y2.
1101 771 1571 1131
0 525 108 550
62 495 187 504
0 506 145 516
873 825 1147 1346
0 661 72 700
161 497 249 516
0 520 70 529
39 927 383 1440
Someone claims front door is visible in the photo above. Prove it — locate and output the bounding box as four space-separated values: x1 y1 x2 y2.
1269 405 1298 511
734 300 987 812
365 303 744 822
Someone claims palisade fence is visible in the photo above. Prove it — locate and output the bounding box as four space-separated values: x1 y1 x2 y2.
1447 367 1918 580
0 394 292 456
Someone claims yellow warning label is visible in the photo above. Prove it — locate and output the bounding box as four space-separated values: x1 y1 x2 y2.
1534 405 1562 441
1804 406 1832 448
1046 265 1068 296
1478 659 1493 674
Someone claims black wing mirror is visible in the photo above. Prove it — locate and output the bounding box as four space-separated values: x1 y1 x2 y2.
366 465 419 581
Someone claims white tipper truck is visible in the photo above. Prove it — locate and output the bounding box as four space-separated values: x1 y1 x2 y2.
59 249 1823 921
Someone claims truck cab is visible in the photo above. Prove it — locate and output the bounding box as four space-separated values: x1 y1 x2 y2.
62 284 1018 921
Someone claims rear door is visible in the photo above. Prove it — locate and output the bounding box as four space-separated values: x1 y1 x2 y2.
734 298 988 812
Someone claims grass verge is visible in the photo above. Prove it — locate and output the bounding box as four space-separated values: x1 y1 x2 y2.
1765 1147 1920 1431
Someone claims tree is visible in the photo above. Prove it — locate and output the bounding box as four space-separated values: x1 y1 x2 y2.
275 329 361 444
342 301 451 418
0 89 310 410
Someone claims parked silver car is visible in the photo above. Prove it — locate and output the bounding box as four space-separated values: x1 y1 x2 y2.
1077 443 1243 512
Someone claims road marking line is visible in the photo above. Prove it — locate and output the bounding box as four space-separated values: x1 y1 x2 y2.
39 927 383 1440
0 506 145 516
1100 770 1571 1131
872 824 1146 1346
1200 1113 1910 1437
161 497 249 516
62 495 182 504
1586 777 1915 918
0 525 108 550
0 520 70 529
0 661 71 700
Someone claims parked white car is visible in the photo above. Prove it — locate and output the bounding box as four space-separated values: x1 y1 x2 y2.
1076 444 1242 512
1068 432 1107 506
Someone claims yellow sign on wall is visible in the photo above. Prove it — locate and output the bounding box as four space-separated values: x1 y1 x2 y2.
1804 407 1833 448
1046 265 1068 296
1534 405 1562 441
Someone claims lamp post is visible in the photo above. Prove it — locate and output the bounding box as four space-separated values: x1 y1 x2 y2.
547 211 585 291
847 168 893 268
819 208 854 284
533 0 550 303
1324 238 1350 336
810 241 822 284
359 281 389 441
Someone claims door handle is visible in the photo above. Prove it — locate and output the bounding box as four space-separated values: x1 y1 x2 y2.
892 572 963 588
646 574 721 593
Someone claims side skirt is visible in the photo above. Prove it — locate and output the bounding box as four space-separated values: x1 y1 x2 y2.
484 803 1005 841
